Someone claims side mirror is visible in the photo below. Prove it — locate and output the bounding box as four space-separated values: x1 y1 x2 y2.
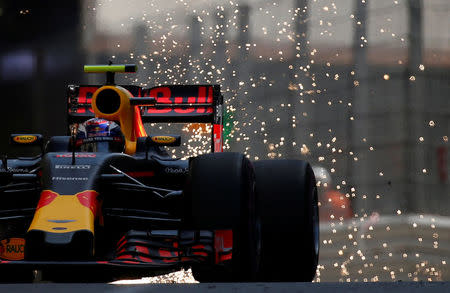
136 135 181 160
147 135 181 147
10 134 44 156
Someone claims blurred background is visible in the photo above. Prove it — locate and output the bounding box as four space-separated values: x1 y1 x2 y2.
0 0 449 282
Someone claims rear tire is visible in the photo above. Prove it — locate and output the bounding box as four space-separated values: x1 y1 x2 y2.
253 160 319 282
185 152 260 282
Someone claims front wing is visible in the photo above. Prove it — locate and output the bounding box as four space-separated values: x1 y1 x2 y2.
0 229 232 280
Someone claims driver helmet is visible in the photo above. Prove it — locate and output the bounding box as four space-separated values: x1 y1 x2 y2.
76 118 124 152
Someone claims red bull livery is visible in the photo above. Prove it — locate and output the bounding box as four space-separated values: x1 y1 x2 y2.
0 64 319 282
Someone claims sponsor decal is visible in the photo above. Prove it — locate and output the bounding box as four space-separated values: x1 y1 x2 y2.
77 136 123 146
165 167 188 174
12 135 37 144
55 165 91 170
87 133 108 138
126 171 155 177
0 238 25 260
56 153 96 158
145 86 214 114
6 167 29 173
151 136 176 144
52 177 89 181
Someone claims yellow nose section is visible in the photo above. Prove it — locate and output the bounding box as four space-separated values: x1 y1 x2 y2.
28 190 98 234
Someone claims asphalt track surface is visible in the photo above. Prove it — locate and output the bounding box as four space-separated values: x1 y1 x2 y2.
1 282 450 292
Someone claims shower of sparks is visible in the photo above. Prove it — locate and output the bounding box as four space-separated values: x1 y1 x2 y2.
91 0 449 283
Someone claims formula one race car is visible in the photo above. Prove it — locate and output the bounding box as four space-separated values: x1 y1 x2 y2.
0 65 319 282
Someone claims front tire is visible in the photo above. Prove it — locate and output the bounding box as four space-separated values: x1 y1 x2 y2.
185 152 260 282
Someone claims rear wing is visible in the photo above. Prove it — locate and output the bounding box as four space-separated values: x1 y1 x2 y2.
140 85 222 123
67 84 224 152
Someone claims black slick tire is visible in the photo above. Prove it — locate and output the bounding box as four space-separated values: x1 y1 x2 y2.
253 160 319 282
186 152 260 282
